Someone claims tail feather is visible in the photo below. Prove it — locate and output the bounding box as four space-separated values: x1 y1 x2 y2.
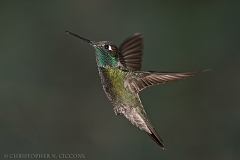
147 133 166 150
146 121 166 149
147 132 165 149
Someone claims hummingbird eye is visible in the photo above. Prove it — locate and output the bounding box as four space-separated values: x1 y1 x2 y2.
103 44 115 57
104 45 109 50
104 44 113 51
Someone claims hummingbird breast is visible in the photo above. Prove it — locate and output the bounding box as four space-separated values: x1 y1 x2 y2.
97 66 152 134
97 66 139 108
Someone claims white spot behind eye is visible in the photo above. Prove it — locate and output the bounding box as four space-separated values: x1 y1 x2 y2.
108 45 113 51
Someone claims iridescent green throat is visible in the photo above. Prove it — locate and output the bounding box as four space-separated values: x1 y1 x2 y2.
95 47 117 67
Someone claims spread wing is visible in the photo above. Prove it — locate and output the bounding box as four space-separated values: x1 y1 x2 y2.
124 70 206 93
119 33 143 71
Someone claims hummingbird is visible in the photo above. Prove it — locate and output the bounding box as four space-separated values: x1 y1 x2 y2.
66 31 206 149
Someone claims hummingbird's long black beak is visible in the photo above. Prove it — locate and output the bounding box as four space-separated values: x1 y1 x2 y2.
66 30 93 45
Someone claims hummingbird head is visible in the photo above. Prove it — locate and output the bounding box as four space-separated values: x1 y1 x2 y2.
66 31 118 68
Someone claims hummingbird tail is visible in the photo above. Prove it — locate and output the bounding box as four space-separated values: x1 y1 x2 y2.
147 133 166 150
146 121 166 149
147 132 165 149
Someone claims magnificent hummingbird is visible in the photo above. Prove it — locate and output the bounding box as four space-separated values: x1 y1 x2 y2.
66 31 207 149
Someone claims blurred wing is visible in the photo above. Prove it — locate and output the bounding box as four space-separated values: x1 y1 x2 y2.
119 33 143 71
125 70 205 93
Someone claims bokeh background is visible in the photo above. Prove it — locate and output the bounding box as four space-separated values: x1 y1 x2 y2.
1 1 240 160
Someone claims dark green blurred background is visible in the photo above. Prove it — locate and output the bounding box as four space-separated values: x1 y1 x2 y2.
1 1 240 160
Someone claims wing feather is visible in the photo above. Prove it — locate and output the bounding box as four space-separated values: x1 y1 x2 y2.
125 70 207 93
119 33 143 71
